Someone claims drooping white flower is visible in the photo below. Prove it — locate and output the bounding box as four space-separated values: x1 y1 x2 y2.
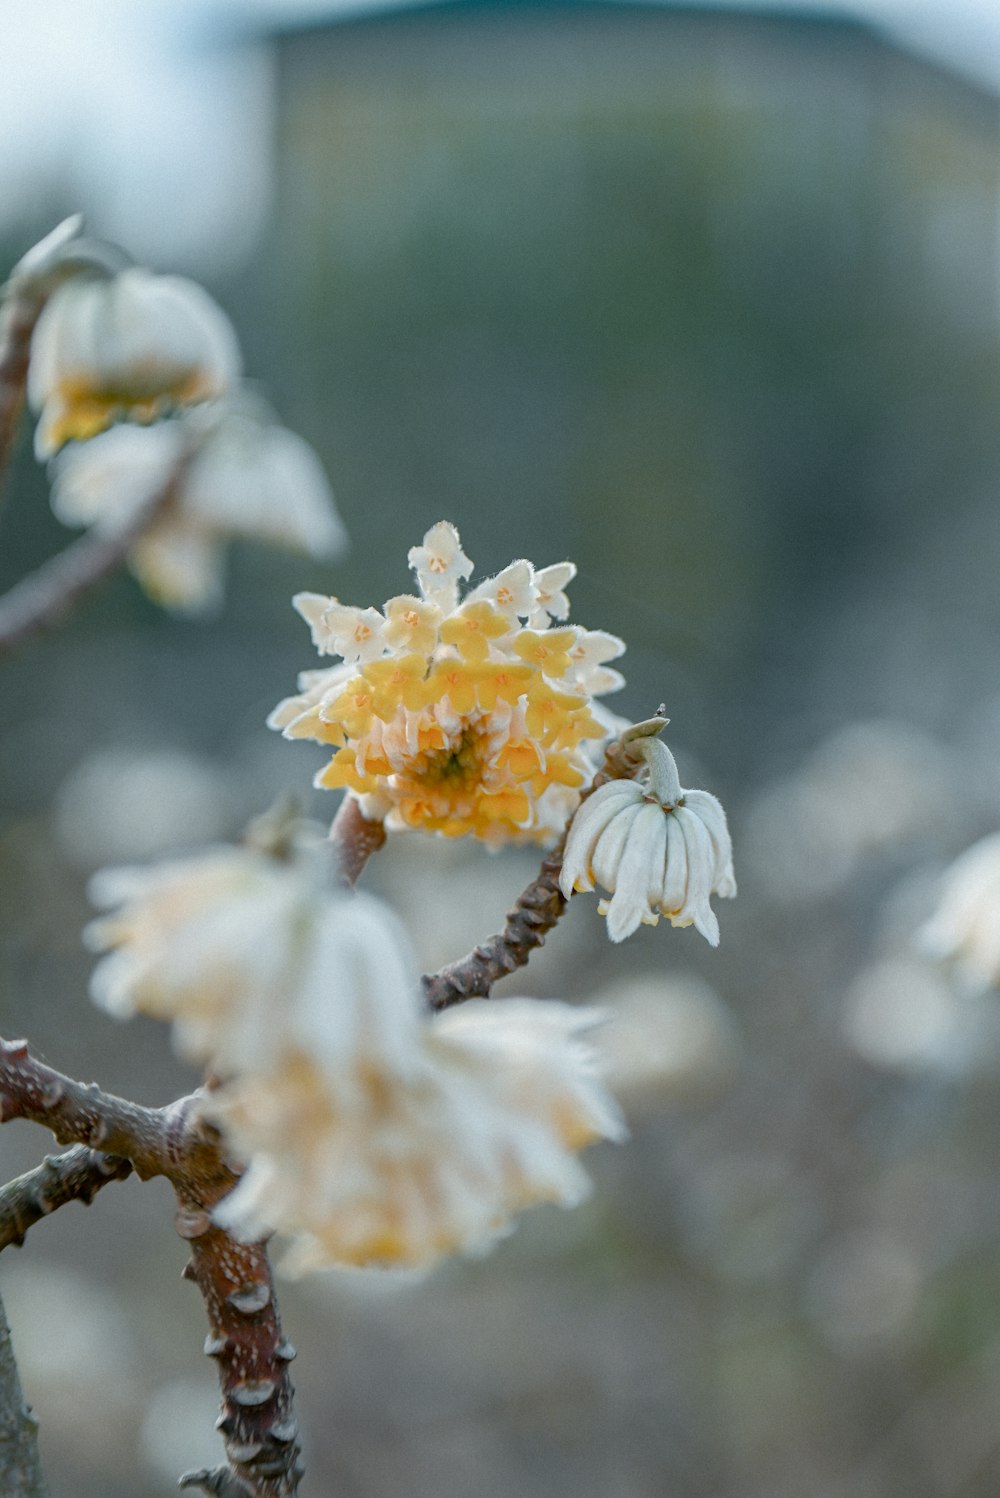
85 831 625 1271
84 832 342 1072
920 834 1000 989
214 992 625 1274
560 728 736 944
29 267 240 456
51 399 345 613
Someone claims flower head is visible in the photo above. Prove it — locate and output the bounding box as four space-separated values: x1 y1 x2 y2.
29 267 240 456
84 830 624 1271
920 834 1000 989
559 724 736 944
271 521 625 845
51 398 345 612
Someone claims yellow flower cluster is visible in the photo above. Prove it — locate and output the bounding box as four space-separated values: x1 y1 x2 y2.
271 522 627 844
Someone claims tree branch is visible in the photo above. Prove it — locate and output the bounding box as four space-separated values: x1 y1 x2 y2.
422 836 569 1010
0 1038 173 1178
0 464 183 658
0 1146 132 1251
419 728 654 1010
0 1039 302 1496
0 1286 49 1498
176 1172 304 1498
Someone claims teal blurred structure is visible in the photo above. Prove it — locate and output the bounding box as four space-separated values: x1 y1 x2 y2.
253 0 1000 777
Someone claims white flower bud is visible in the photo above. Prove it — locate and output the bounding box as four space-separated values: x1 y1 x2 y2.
560 736 736 944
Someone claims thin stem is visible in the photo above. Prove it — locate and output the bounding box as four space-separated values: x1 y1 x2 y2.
0 1146 132 1252
0 290 42 500
328 795 385 886
0 1286 49 1498
0 463 183 658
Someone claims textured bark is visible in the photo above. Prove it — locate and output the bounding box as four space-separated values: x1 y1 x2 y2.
177 1193 303 1497
0 1040 302 1496
0 1287 49 1498
422 838 569 1010
0 1146 132 1251
0 1038 172 1179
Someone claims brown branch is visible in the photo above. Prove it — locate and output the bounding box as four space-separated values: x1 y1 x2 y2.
176 1168 303 1498
0 463 184 658
422 835 568 1010
0 1287 49 1498
0 1039 303 1497
328 794 385 886
0 1145 132 1251
0 1037 175 1178
419 725 658 1011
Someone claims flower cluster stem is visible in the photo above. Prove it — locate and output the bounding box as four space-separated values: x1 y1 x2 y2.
328 796 386 886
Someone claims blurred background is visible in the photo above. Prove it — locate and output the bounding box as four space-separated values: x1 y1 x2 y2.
4 0 1000 1494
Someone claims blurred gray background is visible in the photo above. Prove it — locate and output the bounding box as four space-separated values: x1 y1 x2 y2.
4 1 1000 1494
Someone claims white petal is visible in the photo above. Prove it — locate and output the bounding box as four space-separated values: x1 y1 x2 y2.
591 801 643 891
604 804 666 942
673 806 719 946
659 810 689 915
559 781 641 896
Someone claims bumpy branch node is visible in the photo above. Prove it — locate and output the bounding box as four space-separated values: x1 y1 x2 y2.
0 1038 302 1497
0 1145 132 1251
180 1468 255 1496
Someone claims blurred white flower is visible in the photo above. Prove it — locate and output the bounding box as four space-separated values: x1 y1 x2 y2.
594 973 741 1108
919 833 1000 989
560 731 735 944
54 747 235 866
844 958 970 1073
29 267 240 456
85 832 625 1271
745 721 953 904
214 994 625 1274
85 834 331 1072
51 398 345 612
